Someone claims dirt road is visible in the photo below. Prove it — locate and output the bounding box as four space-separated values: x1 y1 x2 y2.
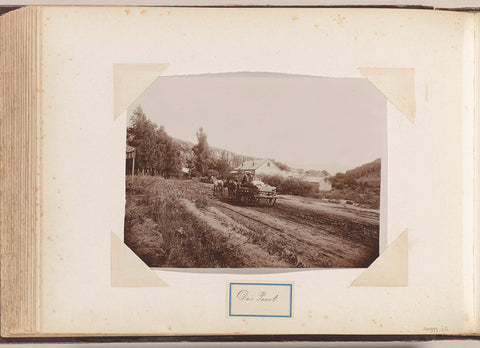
125 177 379 268
175 180 379 268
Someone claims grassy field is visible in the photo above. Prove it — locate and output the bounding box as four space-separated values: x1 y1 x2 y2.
124 176 245 267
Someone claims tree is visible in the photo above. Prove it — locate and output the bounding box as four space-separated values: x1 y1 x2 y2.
127 105 181 177
192 127 211 176
271 159 290 171
161 134 181 178
212 156 233 177
127 106 158 174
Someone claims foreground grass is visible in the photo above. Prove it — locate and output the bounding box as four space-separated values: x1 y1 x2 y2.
124 176 245 267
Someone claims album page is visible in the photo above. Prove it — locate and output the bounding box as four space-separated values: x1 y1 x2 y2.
37 6 475 335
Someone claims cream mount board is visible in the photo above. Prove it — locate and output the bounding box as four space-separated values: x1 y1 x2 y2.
0 6 477 336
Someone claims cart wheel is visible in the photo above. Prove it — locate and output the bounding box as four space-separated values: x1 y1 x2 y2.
269 198 276 207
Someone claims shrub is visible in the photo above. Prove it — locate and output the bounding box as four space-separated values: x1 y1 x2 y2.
260 175 319 197
258 173 380 209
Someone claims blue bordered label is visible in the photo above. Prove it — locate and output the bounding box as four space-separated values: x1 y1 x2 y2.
228 282 293 318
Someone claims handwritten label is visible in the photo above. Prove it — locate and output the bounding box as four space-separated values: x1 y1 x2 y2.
228 283 292 317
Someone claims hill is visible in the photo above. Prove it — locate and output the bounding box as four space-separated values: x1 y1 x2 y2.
173 137 252 170
321 158 381 209
345 158 381 184
173 137 292 174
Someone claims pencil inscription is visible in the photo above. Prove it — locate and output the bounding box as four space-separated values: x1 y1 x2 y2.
423 326 448 333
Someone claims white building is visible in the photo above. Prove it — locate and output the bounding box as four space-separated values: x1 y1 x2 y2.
234 159 283 176
235 159 332 191
304 175 332 191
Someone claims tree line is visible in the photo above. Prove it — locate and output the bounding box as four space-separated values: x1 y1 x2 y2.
126 106 235 178
127 106 181 177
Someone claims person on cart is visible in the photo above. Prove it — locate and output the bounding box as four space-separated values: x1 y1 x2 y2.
242 173 248 185
247 173 254 184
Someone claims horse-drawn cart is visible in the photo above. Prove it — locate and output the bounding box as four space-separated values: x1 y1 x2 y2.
213 174 277 207
229 182 277 206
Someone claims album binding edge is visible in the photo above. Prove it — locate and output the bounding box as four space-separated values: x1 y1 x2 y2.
0 6 43 337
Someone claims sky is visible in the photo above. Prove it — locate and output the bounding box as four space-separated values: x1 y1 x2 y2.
129 72 386 174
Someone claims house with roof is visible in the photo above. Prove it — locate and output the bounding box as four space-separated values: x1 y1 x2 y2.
304 174 332 191
233 159 283 176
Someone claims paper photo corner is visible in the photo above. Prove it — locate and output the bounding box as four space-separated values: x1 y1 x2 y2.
111 232 167 287
351 229 408 287
358 67 415 123
113 63 170 120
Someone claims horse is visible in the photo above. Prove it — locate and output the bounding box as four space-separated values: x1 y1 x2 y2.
226 179 239 199
211 176 224 195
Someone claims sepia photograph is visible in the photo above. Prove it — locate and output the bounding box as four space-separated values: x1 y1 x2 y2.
124 72 386 269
